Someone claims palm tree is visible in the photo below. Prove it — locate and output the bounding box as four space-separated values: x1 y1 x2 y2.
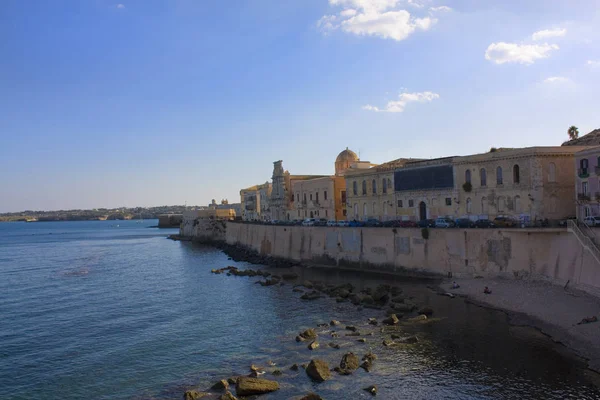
568 126 579 140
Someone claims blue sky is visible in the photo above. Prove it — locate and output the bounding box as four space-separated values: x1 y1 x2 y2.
1 0 599 212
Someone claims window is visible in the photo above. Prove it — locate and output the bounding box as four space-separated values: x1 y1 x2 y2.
580 159 589 175
298 210 300 217
310 194 313 201
408 199 414 207
343 209 347 216
372 202 377 214
363 203 368 216
548 163 556 182
465 169 471 184
498 196 505 212
353 181 358 196
354 203 358 217
324 191 328 200
296 193 299 202
513 164 520 184
466 198 472 213
583 181 589 195
315 192 319 203
362 180 367 195
445 197 451 206
481 197 488 214
514 195 521 213
341 190 346 204
303 193 307 203
382 178 387 194
496 166 503 185
372 179 377 194
480 168 487 186
325 210 328 217
585 206 591 217
398 199 403 208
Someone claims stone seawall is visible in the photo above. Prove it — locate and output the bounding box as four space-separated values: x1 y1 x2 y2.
224 222 600 295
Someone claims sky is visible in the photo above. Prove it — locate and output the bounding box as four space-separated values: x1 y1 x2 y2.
1 0 600 212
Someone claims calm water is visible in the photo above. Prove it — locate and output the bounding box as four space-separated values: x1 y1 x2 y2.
1 221 599 400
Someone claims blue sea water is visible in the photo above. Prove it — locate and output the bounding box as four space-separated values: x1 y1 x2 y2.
1 220 599 400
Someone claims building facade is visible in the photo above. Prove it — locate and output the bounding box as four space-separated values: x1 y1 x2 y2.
575 146 600 220
240 182 272 221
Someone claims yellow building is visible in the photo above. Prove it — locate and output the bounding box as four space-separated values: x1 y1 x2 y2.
240 182 272 221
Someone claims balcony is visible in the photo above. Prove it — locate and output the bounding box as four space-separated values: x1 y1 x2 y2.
578 168 590 178
578 193 591 202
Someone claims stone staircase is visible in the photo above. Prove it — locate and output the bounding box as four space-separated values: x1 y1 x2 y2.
567 220 600 265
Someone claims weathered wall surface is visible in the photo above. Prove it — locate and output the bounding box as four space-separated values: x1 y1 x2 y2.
180 217 227 242
225 223 600 294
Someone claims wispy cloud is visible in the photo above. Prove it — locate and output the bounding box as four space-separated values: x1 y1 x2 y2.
116 3 125 9
532 28 566 41
363 91 439 113
429 6 451 12
543 76 570 84
485 42 559 65
318 0 438 41
587 60 600 67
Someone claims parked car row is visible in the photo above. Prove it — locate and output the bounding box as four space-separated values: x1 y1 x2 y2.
255 217 504 228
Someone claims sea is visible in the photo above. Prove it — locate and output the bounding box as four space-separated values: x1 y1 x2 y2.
1 220 599 399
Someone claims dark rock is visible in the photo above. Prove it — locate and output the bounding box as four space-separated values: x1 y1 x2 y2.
306 359 332 382
358 338 367 343
290 364 299 371
226 377 239 385
211 379 229 391
338 289 350 298
328 342 341 349
418 306 434 316
345 332 361 337
300 291 321 300
349 294 361 305
336 297 347 303
364 385 378 396
272 369 282 376
361 295 375 305
397 335 419 344
219 391 238 400
362 352 377 362
330 332 339 338
339 352 359 372
382 314 400 325
282 272 299 280
390 286 402 296
368 318 378 325
298 328 317 340
308 340 319 350
302 280 314 289
382 339 395 347
296 335 306 342
235 377 280 396
184 390 208 400
317 323 329 328
330 320 341 326
299 393 323 400
360 360 373 372
345 325 357 332
391 334 401 340
407 315 427 322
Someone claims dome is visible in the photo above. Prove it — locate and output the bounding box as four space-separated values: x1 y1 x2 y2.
336 148 359 164
335 147 359 175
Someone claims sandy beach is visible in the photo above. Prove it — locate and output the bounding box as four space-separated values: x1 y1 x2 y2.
441 278 600 372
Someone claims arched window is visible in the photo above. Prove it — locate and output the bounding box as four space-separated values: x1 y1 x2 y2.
363 203 368 217
372 179 377 194
382 178 387 194
548 163 556 182
466 197 472 213
465 169 471 184
481 197 488 214
513 165 520 184
354 203 358 218
498 196 506 212
372 202 377 214
353 181 358 196
362 180 367 195
496 166 503 185
480 168 487 186
514 195 521 213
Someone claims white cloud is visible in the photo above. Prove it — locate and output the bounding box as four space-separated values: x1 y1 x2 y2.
116 3 125 9
485 42 559 65
532 28 566 41
429 6 452 12
363 91 439 113
319 0 437 41
543 76 570 83
587 60 600 67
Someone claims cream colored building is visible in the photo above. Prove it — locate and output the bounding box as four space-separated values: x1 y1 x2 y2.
240 182 272 221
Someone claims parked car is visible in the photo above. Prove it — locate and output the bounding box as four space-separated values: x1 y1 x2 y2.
435 217 456 228
493 216 517 227
348 220 363 227
558 216 577 227
417 219 436 228
337 220 350 227
399 220 419 228
584 216 600 227
315 218 327 226
474 219 496 228
301 218 315 226
326 220 337 227
455 218 475 228
364 218 382 227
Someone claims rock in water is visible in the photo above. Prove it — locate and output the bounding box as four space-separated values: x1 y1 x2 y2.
290 364 299 371
211 379 229 391
339 352 359 372
219 392 238 400
330 320 340 326
345 325 357 332
397 335 419 344
364 385 378 396
382 339 395 347
360 360 373 372
308 340 319 350
368 318 378 325
328 342 341 349
298 328 317 340
382 314 399 325
306 359 332 382
184 390 208 400
363 352 377 362
300 393 323 400
407 315 427 322
235 377 280 396
418 306 434 316
282 272 299 280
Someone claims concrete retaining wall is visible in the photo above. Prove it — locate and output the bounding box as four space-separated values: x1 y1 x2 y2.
225 223 600 294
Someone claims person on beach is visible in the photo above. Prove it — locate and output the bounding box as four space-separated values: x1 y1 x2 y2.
452 281 460 289
484 286 492 294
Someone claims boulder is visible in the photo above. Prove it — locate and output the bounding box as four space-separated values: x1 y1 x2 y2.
391 303 415 313
300 394 323 400
358 338 367 343
360 360 373 372
211 379 229 391
300 291 321 300
407 315 427 322
349 294 362 305
235 377 280 396
184 390 208 400
364 385 378 396
361 295 375 305
336 297 347 303
362 352 377 362
390 286 402 296
328 342 341 349
345 325 357 332
339 352 359 372
382 314 400 325
290 363 299 371
226 377 239 385
382 339 395 347
219 392 238 400
307 340 319 350
306 359 332 382
390 334 401 340
338 289 350 298
302 280 314 289
330 320 340 326
272 369 282 376
298 328 317 340
345 332 361 337
397 335 419 344
368 318 378 325
282 272 299 280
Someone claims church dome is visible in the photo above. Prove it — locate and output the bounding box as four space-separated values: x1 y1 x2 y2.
335 147 359 175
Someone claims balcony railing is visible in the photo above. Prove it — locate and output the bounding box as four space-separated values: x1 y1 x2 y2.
578 168 590 178
578 193 591 201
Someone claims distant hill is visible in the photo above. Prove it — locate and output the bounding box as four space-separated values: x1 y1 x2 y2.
562 128 600 146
